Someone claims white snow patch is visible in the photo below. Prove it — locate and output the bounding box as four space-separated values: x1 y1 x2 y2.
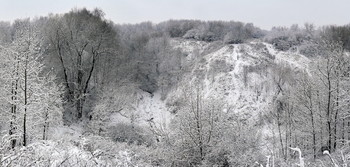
110 90 172 131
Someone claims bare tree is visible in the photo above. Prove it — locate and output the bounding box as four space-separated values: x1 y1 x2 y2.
171 84 226 166
45 8 118 121
315 40 344 152
295 73 318 160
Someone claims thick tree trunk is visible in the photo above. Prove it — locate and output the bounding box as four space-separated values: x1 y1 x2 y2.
80 52 97 120
75 42 89 120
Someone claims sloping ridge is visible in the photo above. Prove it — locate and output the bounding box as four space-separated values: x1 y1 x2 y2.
167 39 310 121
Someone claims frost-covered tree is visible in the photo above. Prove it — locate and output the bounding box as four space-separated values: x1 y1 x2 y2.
313 40 345 152
168 83 263 166
0 42 21 149
294 72 319 160
170 85 227 166
38 75 64 140
10 19 45 146
270 63 297 160
0 19 63 147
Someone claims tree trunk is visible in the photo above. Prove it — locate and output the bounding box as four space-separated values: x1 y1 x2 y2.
56 30 73 101
42 124 46 140
285 105 291 160
277 101 285 160
348 120 350 141
342 117 345 145
333 106 338 151
327 74 332 152
42 109 49 140
311 108 316 160
23 54 28 147
75 42 89 120
308 91 317 160
316 90 324 146
9 82 17 149
9 55 20 149
196 92 204 161
76 51 83 119
81 52 97 121
333 80 340 150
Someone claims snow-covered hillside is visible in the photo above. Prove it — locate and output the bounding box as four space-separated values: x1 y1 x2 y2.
109 39 311 131
168 39 309 120
110 39 311 150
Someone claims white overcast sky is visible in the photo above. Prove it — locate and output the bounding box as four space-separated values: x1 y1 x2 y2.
0 0 349 30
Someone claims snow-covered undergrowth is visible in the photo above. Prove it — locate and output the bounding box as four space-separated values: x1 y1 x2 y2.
0 125 156 166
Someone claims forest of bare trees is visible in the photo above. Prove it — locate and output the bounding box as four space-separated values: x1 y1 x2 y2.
1 7 350 166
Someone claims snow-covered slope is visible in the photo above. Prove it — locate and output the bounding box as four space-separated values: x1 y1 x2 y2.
110 39 310 129
169 39 309 119
164 39 311 154
108 39 311 155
